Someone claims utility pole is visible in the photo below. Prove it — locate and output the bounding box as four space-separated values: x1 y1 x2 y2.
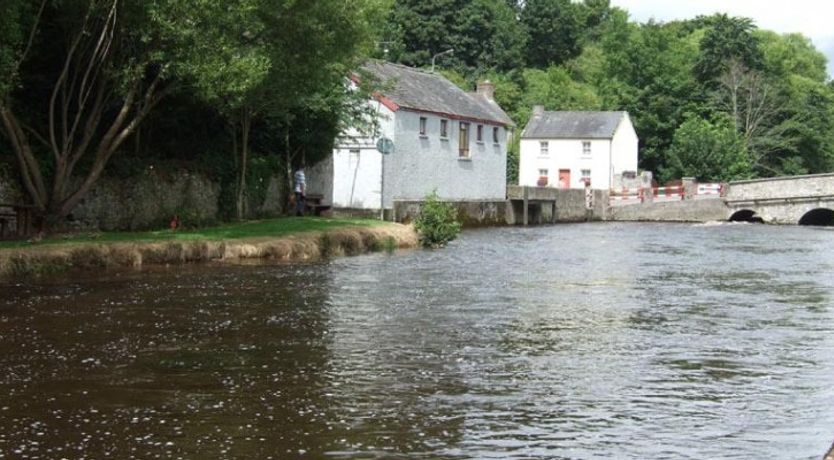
431 49 454 73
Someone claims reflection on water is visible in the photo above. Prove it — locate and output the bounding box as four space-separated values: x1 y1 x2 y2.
1 223 834 459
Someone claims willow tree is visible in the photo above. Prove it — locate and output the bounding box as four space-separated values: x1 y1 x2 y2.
0 0 263 229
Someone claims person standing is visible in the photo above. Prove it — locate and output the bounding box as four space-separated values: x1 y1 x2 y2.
294 166 306 216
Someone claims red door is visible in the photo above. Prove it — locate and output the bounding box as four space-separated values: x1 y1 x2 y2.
558 169 571 189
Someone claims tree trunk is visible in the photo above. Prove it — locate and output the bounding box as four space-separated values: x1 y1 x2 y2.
284 122 294 215
234 108 252 221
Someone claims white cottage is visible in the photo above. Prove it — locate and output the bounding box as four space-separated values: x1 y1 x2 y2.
519 107 638 190
307 61 514 213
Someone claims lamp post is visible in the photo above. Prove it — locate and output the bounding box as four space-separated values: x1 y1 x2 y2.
431 49 454 73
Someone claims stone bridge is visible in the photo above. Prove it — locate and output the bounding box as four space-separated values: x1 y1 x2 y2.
725 173 834 225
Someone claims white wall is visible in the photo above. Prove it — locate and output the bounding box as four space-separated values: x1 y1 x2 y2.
611 114 639 179
519 138 613 189
519 114 639 190
381 109 507 208
309 101 395 209
332 146 382 209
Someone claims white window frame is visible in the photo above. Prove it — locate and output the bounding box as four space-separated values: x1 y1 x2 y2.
540 141 549 156
582 141 591 157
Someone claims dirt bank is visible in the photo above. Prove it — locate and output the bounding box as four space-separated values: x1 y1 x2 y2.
0 224 418 278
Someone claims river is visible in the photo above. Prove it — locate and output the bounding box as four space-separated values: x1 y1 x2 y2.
1 223 833 459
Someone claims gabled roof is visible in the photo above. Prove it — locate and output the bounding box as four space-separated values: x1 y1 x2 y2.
359 60 514 127
522 111 628 139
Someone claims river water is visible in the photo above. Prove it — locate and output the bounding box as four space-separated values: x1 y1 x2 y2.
1 223 834 459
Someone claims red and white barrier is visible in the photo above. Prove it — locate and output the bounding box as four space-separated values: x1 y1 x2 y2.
609 187 646 206
696 183 724 197
610 181 724 206
652 185 685 202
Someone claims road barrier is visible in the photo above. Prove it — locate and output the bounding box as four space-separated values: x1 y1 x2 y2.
696 183 725 197
609 181 725 206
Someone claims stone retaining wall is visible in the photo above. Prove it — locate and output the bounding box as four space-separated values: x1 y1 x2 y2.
393 200 510 227
609 198 729 222
0 170 287 232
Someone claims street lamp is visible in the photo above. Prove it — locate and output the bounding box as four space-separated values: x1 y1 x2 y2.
431 49 454 73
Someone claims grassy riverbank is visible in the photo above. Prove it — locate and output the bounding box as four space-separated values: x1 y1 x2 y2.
0 217 418 278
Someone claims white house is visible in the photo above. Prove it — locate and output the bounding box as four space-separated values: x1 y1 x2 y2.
307 60 514 213
519 107 638 190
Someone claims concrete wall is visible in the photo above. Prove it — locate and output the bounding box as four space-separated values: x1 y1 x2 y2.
383 109 507 208
393 199 509 228
609 198 729 222
507 189 609 224
519 114 638 190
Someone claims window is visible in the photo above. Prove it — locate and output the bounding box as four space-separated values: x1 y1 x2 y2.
419 117 427 136
582 141 591 156
477 124 483 142
349 149 360 169
540 141 549 155
440 119 448 138
493 127 500 144
459 122 470 157
538 169 549 186
581 169 591 186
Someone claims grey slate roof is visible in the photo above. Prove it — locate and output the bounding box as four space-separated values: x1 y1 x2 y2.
361 60 514 127
522 111 627 139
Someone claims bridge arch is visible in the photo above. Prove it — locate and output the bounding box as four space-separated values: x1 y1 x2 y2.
798 208 834 226
729 209 763 223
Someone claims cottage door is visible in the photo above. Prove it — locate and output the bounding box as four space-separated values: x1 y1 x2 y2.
558 169 571 189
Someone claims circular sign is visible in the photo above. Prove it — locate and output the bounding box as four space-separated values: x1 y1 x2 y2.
376 137 394 155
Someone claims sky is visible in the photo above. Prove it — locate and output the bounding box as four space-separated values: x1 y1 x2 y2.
608 0 834 78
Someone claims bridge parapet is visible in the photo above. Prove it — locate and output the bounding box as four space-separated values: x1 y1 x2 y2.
726 173 834 202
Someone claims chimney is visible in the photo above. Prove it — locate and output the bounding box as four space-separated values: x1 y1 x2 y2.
532 105 545 117
476 80 495 101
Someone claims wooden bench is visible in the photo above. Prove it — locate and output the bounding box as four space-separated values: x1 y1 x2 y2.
304 194 331 217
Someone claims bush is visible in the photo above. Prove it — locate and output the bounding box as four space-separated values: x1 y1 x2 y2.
413 191 461 248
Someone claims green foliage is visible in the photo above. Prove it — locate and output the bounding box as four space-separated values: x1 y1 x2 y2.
662 115 751 182
386 0 525 72
414 191 461 248
520 0 586 67
694 14 763 84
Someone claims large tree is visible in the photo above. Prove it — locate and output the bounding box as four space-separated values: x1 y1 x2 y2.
694 14 763 84
0 0 257 228
520 0 586 68
663 115 751 182
386 0 525 72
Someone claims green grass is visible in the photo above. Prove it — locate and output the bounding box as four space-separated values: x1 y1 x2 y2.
0 217 386 250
